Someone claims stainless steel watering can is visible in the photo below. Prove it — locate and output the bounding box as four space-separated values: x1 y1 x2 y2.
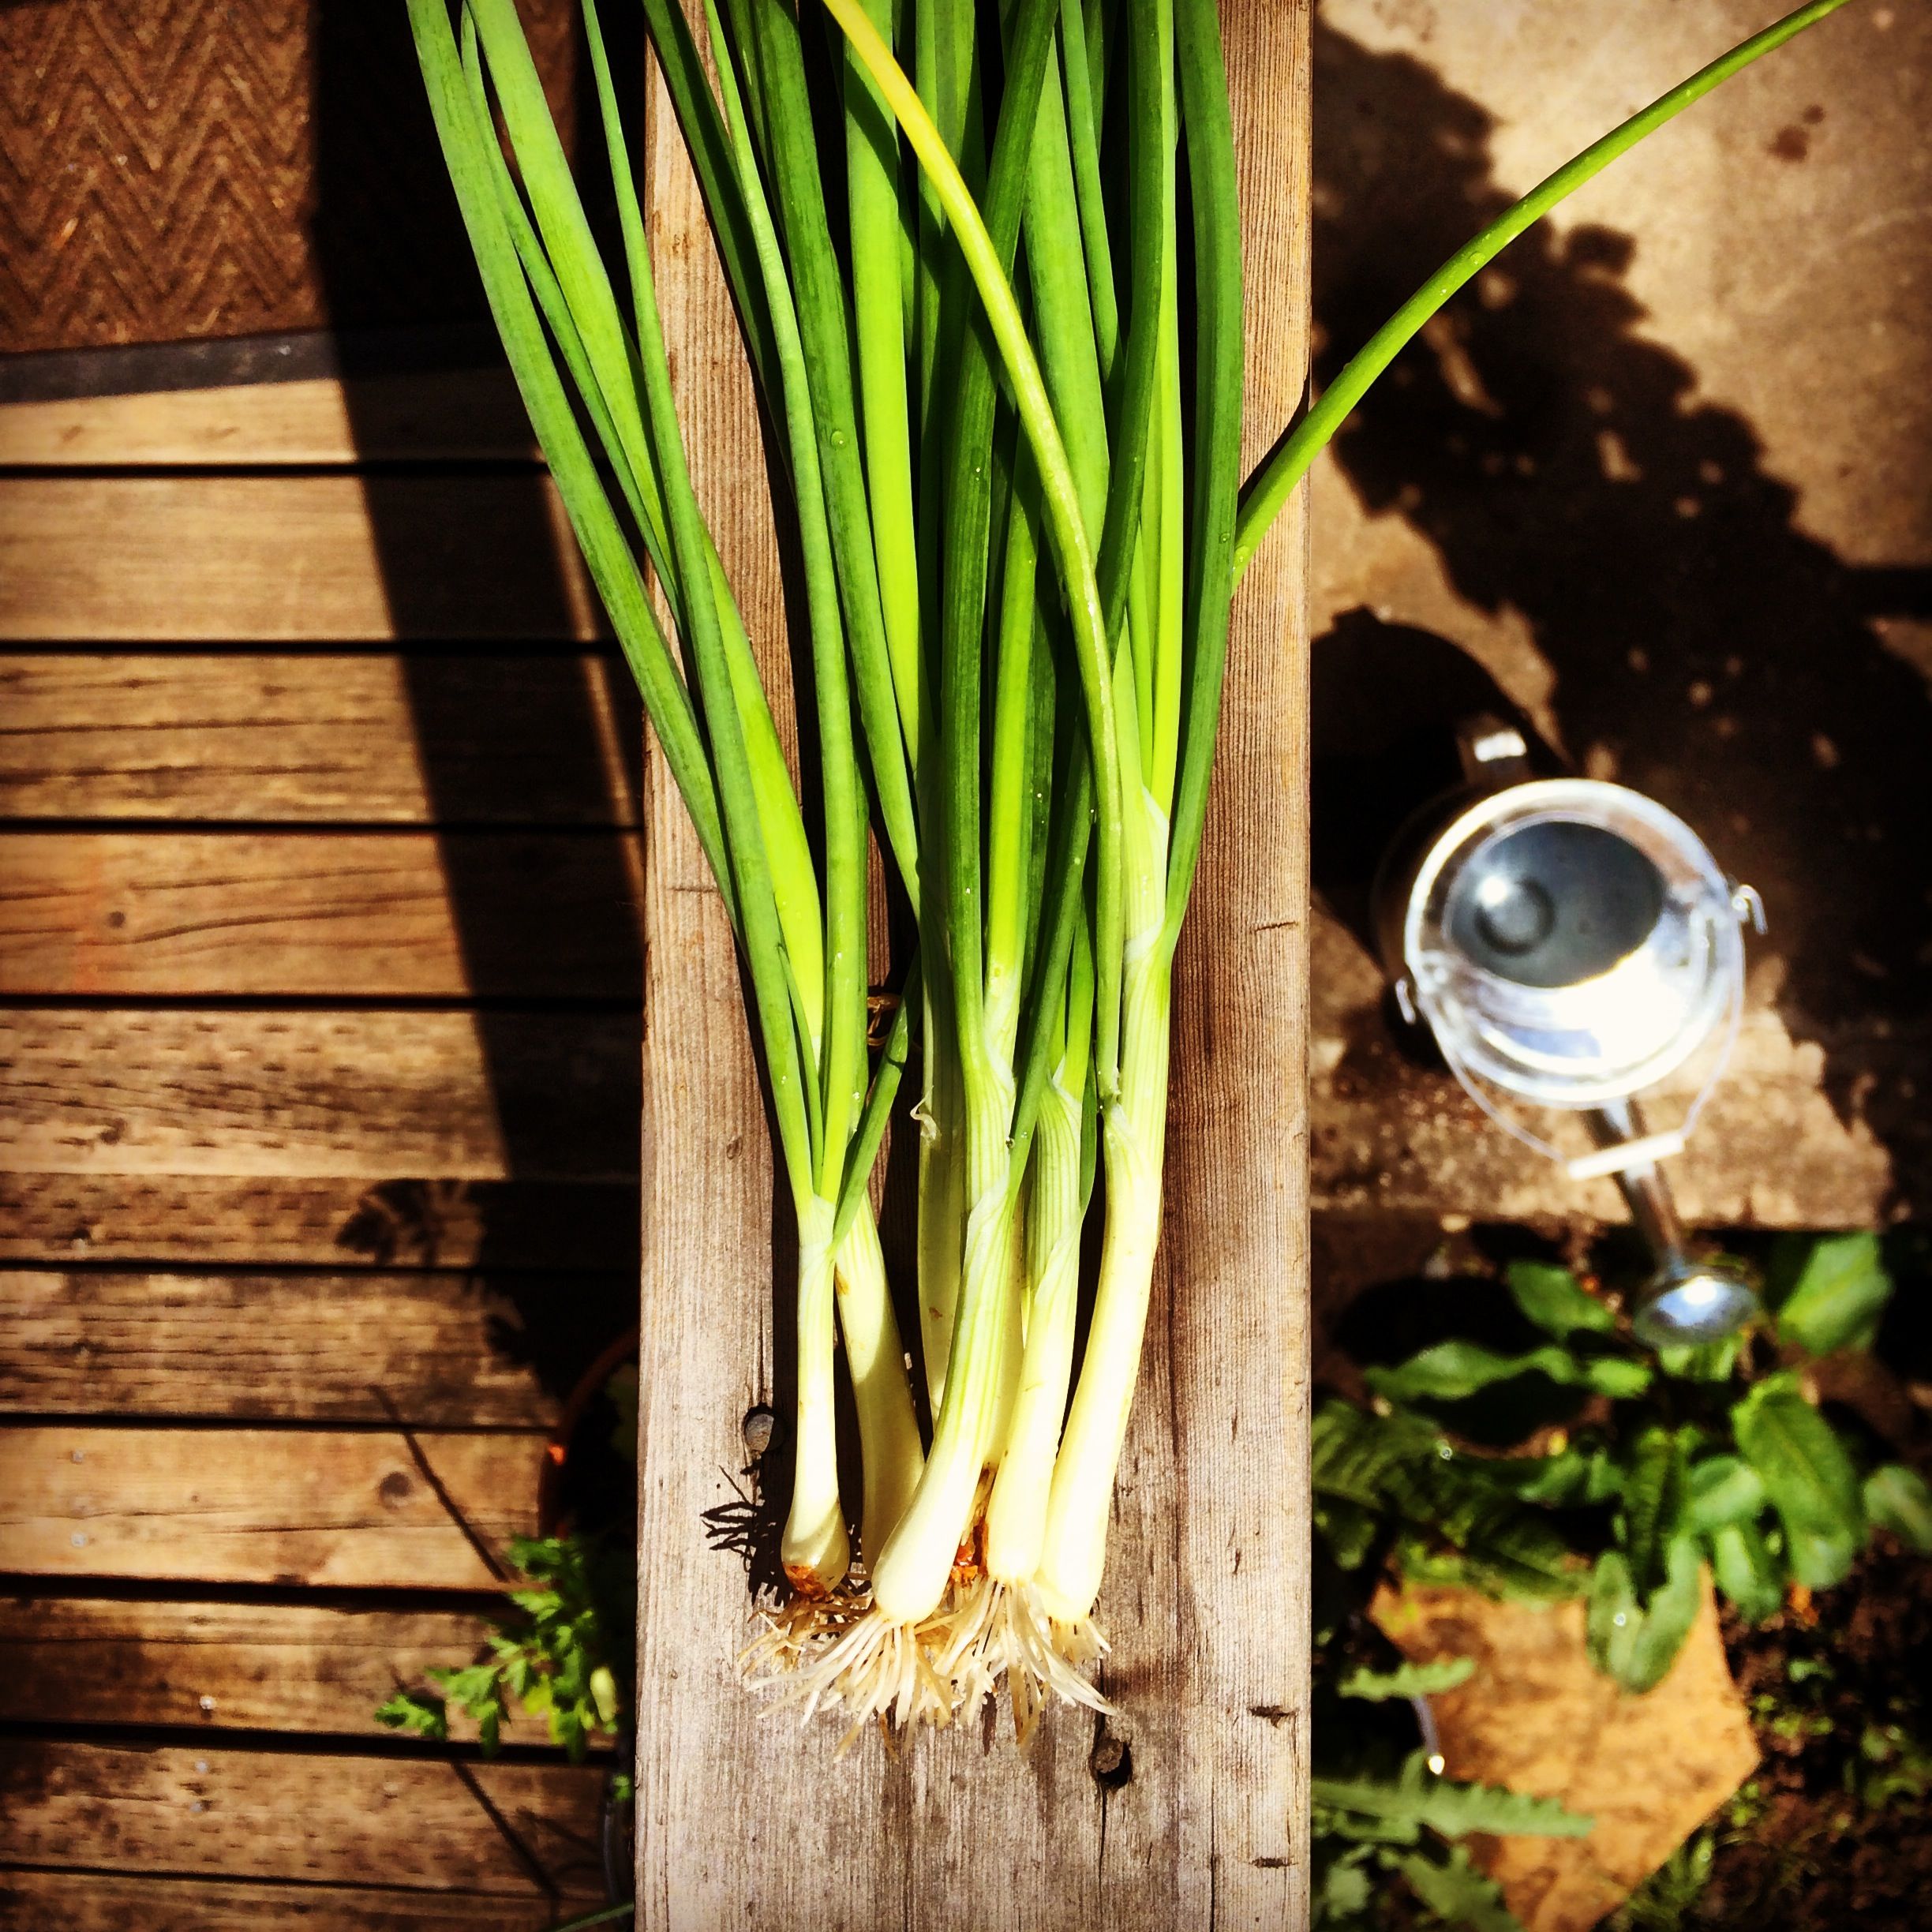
1372 717 1765 1346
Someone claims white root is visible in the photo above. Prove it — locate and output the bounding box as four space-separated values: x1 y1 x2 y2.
939 1575 1111 1745
741 1573 1111 1750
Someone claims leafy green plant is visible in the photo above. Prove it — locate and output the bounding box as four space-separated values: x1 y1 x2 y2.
1313 1395 1587 1604
1334 1235 1932 1692
1311 1652 1591 1930
378 1534 634 1762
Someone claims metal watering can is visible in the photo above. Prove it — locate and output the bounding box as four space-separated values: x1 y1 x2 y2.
1373 718 1765 1346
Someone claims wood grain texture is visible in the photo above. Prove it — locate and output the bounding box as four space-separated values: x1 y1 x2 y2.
0 1174 637 1271
0 369 533 466
0 1009 638 1181
0 1267 629 1425
0 831 642 998
0 1594 567 1743
0 653 642 826
0 1870 564 1932
0 1740 605 1898
0 1425 540 1588
0 477 597 642
1155 0 1315 1910
0 2 578 356
627 5 1310 1924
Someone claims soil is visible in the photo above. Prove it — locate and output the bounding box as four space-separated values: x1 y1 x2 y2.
1694 1542 1932 1929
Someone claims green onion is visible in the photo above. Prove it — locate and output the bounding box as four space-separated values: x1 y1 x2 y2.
414 0 1856 1743
1233 0 1855 583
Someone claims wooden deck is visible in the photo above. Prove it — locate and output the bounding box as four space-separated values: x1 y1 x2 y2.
1 2 1317 1922
0 343 637 1928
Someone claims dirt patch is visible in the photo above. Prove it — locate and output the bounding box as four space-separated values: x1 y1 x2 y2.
1690 1542 1932 1928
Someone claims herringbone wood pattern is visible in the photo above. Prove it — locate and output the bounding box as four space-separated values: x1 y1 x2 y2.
0 0 576 356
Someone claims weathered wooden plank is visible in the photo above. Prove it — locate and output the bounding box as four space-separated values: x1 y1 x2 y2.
0 653 641 826
1154 0 1315 1908
0 1009 637 1182
0 1594 573 1744
0 477 597 642
0 1425 540 1587
0 832 642 998
0 1267 630 1425
0 1174 635 1269
0 1870 563 1932
627 4 1310 1924
0 1741 605 1899
0 369 533 467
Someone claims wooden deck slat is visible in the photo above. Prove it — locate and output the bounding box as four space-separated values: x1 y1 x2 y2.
0 1268 630 1426
0 1425 540 1588
0 1175 636 1271
0 654 641 827
0 832 642 998
0 1870 569 1932
0 1596 575 1744
0 369 534 468
0 1742 606 1898
0 477 597 642
0 1009 638 1182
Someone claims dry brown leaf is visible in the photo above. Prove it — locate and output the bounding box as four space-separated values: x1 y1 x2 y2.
1371 1572 1757 1931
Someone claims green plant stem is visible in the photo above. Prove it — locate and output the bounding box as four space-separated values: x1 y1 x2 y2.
702 0 920 1568
862 0 1061 1627
1090 0 1162 646
1058 0 1118 373
698 0 864 1181
984 917 1093 1584
1157 0 1242 952
1232 0 1855 583
833 1198 923 1562
983 459 1045 1076
754 0 923 909
845 0 928 768
822 0 1126 1106
421 5 728 919
635 0 777 399
548 1905 636 1932
451 8 831 1088
829 957 918 1248
1037 0 1243 1624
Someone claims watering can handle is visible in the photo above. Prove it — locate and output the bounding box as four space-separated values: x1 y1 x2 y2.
1455 713 1533 792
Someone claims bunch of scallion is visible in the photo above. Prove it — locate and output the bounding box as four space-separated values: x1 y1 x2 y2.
408 0 1851 1747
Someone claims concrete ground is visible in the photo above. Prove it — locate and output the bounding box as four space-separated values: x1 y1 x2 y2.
1306 0 1932 1229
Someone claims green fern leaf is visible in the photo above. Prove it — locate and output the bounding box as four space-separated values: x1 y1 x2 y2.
1769 1232 1893 1357
1316 1493 1381 1571
1685 1453 1768 1534
1864 1464 1932 1554
1622 1425 1694 1599
1409 1759 1593 1840
1732 1377 1863 1588
1400 1845 1527 1931
1586 1540 1700 1691
1504 1259 1617 1339
1707 1518 1783 1623
1337 1657 1477 1702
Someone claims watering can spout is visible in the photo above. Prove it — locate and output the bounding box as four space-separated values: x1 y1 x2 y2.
1586 1099 1762 1346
